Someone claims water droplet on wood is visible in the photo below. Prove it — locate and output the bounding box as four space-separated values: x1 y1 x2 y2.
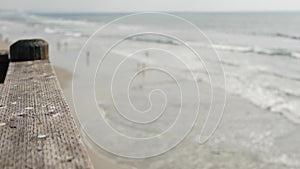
65 156 74 162
25 107 34 110
38 134 47 139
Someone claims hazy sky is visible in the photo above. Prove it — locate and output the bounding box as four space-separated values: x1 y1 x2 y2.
1 0 300 12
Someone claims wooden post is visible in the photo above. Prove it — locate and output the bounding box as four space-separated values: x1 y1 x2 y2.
0 39 93 169
0 50 9 83
10 39 49 61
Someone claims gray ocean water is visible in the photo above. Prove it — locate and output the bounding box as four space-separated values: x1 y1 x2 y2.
1 11 300 168
1 11 300 124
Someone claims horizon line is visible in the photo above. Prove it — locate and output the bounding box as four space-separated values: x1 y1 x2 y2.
1 8 300 14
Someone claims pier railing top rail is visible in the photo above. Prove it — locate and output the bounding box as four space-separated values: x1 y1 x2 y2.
0 39 93 169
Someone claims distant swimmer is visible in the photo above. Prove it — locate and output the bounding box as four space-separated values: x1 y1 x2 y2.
136 51 149 82
57 41 61 51
141 62 146 77
86 51 90 66
141 51 149 77
64 41 68 51
145 51 149 58
141 51 150 77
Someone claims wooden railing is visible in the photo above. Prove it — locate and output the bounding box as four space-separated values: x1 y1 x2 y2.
0 39 93 169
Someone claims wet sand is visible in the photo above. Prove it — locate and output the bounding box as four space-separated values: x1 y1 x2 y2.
68 50 300 169
53 66 132 169
1 39 300 168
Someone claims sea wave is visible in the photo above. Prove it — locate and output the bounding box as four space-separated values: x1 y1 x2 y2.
44 27 58 34
44 27 83 37
28 13 96 27
226 75 300 124
112 47 300 124
127 37 300 60
258 69 300 82
274 33 300 41
211 44 300 59
128 36 180 46
0 11 96 27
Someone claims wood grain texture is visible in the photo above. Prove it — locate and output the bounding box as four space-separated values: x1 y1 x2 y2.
0 60 93 169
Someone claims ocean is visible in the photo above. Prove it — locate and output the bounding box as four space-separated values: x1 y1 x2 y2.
0 11 300 168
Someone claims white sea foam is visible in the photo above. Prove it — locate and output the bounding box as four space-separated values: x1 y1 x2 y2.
291 52 300 59
64 31 82 37
27 13 95 27
215 44 300 59
225 71 300 124
212 44 253 52
44 27 58 34
111 36 300 125
111 44 300 125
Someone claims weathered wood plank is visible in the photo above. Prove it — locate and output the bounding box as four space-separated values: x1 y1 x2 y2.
0 60 93 169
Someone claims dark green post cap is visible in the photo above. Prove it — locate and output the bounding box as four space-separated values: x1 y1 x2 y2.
10 39 49 61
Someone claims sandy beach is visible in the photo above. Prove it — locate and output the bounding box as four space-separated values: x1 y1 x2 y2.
54 67 132 169
1 11 300 169
69 48 300 169
2 36 300 168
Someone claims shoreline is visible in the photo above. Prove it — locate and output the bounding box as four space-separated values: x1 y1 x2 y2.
70 49 300 169
1 35 300 168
